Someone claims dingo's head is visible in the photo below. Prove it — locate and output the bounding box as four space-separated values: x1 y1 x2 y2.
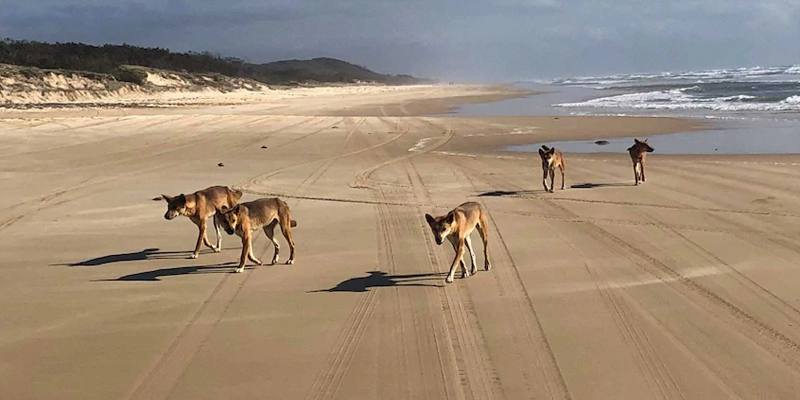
538 145 557 165
425 212 455 246
628 138 654 154
161 194 189 220
218 205 244 235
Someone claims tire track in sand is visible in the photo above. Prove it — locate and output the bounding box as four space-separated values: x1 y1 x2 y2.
444 162 572 400
406 161 505 400
461 161 800 374
0 117 318 233
304 118 472 400
566 162 800 328
304 118 403 400
127 117 362 400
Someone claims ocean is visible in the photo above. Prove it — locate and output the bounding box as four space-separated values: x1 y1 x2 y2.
552 65 800 113
455 65 800 154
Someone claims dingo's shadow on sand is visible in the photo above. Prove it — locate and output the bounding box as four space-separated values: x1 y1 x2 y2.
478 190 539 197
570 182 633 189
62 247 237 267
64 247 193 267
96 262 239 281
310 271 446 292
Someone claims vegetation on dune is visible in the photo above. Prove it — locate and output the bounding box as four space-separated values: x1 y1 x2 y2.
0 39 425 85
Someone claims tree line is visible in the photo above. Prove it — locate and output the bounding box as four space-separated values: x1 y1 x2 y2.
0 39 422 85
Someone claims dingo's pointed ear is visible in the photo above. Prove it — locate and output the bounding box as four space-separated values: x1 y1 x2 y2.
425 213 435 225
538 148 545 157
634 138 643 144
160 194 173 202
643 138 649 143
445 212 456 225
540 145 550 152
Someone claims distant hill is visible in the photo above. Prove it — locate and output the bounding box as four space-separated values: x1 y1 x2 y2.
0 39 425 85
251 58 421 85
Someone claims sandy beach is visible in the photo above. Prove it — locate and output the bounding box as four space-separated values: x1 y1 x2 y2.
2 84 800 399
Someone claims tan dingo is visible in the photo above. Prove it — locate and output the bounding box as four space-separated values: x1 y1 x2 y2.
219 198 297 273
627 138 654 185
160 186 242 259
425 202 491 284
538 145 566 192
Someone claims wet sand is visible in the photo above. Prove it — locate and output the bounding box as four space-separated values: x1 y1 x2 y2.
2 85 800 399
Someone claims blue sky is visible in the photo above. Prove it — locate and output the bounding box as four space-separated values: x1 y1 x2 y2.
1 1 798 80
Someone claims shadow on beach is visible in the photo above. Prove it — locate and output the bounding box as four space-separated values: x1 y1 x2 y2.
310 271 445 292
570 182 633 189
95 262 239 281
62 247 193 267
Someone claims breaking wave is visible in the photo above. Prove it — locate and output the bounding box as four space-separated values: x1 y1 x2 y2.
555 88 800 111
544 65 800 88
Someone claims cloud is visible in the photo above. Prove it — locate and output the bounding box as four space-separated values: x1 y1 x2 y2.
1 0 798 80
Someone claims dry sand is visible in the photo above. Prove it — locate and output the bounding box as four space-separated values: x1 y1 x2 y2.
1 85 800 399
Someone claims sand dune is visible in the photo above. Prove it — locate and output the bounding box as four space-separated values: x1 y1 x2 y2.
1 85 799 399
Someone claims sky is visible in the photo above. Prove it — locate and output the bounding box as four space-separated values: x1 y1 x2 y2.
1 0 799 81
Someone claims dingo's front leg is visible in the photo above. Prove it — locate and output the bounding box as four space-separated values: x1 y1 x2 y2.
640 161 646 183
542 168 550 192
201 218 218 252
448 236 469 279
235 233 256 273
212 214 222 252
191 218 205 259
465 236 477 276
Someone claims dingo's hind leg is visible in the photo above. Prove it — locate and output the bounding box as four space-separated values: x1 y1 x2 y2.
477 213 491 271
279 210 296 265
264 220 280 264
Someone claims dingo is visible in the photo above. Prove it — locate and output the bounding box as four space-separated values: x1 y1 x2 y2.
628 138 654 185
425 202 491 284
219 198 297 273
538 145 566 192
160 186 242 259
